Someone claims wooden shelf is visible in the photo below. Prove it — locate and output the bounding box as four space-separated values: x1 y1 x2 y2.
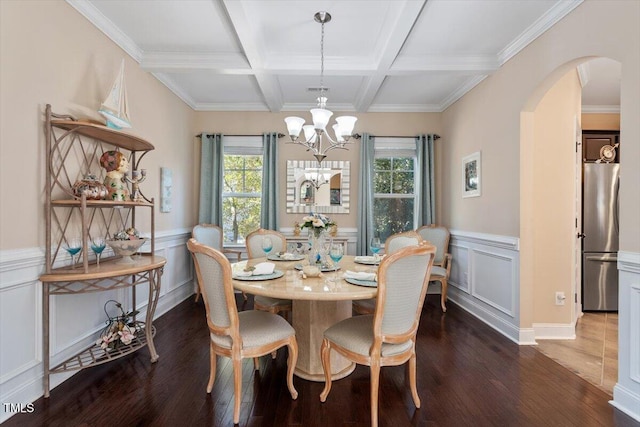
51 120 154 152
40 255 166 284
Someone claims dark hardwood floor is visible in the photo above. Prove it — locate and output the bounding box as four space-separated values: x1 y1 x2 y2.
5 295 639 426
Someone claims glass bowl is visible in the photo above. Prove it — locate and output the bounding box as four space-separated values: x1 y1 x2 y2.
107 238 147 264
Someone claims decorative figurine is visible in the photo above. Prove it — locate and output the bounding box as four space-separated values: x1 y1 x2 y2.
72 173 108 200
100 150 130 201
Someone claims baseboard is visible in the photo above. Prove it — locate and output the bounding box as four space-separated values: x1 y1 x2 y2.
532 322 577 340
611 384 640 422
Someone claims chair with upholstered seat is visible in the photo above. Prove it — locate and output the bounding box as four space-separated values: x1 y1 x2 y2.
416 224 452 312
192 223 243 302
245 228 292 318
320 243 436 427
352 230 423 315
187 239 298 424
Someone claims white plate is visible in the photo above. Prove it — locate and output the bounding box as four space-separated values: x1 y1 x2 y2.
354 256 380 265
344 277 378 288
267 253 305 261
233 270 285 281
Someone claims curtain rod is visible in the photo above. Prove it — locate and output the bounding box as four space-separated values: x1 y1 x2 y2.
197 133 285 138
370 134 440 140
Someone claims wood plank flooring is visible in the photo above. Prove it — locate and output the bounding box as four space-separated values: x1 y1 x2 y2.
5 295 639 426
536 312 618 395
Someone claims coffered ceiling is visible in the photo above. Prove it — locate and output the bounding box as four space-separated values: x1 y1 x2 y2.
68 0 619 113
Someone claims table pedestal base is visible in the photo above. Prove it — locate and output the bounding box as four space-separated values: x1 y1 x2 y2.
292 299 353 381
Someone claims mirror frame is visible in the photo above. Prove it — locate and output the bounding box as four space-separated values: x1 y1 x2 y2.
286 160 350 214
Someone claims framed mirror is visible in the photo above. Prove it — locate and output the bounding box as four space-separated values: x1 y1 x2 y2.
286 160 350 213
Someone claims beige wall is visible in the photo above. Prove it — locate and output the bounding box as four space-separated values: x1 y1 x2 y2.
0 1 195 250
441 0 639 327
192 112 442 230
582 113 620 130
531 70 582 324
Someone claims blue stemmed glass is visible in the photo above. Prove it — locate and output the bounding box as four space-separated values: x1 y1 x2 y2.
329 243 343 282
370 237 382 261
65 237 82 269
91 237 106 267
262 236 273 257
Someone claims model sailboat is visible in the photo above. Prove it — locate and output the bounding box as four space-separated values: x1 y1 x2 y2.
98 60 131 129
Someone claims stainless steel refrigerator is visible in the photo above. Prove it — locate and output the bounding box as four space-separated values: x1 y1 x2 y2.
582 163 620 311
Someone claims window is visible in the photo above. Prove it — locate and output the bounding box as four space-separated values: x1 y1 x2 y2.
373 138 417 242
222 137 263 245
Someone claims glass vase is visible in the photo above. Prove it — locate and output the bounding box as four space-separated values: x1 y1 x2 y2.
308 229 328 267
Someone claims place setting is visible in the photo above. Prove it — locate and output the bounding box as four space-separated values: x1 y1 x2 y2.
232 261 284 281
342 270 378 287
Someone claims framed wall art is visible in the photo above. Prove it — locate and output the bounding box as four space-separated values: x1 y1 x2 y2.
462 151 481 198
160 167 172 212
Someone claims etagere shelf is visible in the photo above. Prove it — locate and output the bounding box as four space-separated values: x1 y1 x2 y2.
40 104 166 398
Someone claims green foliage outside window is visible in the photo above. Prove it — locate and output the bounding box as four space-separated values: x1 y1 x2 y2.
373 157 416 241
222 155 262 244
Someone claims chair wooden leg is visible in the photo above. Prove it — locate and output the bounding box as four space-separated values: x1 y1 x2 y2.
232 355 242 424
408 350 421 408
370 362 381 427
253 357 260 371
440 279 448 312
286 339 299 400
319 338 332 402
206 343 216 393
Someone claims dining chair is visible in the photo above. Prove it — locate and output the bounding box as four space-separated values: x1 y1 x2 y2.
192 223 243 302
187 239 298 424
416 224 452 312
245 228 292 318
320 242 436 427
352 230 424 315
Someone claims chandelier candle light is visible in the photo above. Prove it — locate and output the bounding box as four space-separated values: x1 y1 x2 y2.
284 12 358 164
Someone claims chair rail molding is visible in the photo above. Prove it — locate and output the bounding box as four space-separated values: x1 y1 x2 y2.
0 228 194 424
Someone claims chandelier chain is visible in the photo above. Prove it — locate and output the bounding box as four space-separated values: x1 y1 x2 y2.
320 19 325 101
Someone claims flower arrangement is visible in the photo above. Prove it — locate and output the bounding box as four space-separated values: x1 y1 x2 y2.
96 300 141 351
300 213 335 237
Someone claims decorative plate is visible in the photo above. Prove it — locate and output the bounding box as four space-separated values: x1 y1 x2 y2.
267 253 305 261
344 277 378 288
599 144 617 163
294 263 340 272
232 270 284 281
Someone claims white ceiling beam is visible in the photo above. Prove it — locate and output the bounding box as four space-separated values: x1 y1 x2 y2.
354 0 427 112
391 55 499 74
222 0 282 111
140 52 251 74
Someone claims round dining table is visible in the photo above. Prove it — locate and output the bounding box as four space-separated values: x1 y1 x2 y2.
231 255 378 381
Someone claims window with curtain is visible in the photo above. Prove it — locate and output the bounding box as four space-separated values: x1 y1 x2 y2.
222 137 263 245
373 138 417 242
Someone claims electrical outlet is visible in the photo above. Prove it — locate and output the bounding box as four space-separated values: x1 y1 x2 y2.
555 292 566 306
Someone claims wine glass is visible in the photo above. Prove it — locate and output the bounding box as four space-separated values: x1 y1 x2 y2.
329 243 344 282
262 236 273 257
91 237 106 267
65 237 82 269
370 237 382 261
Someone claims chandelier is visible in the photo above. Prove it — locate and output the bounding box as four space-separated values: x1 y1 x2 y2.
305 167 332 190
284 11 358 164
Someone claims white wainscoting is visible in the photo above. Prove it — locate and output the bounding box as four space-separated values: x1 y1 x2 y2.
448 229 521 344
0 229 194 423
611 251 640 422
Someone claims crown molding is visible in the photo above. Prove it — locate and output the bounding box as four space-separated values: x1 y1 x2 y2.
440 75 488 111
194 102 269 112
281 102 357 112
65 0 143 62
497 0 584 65
151 72 196 109
367 104 442 113
581 105 621 113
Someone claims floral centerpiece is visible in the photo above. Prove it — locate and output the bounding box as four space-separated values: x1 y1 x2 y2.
300 213 335 266
299 213 335 238
96 300 142 351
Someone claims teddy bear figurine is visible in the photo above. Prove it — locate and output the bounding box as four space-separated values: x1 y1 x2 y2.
99 150 130 201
